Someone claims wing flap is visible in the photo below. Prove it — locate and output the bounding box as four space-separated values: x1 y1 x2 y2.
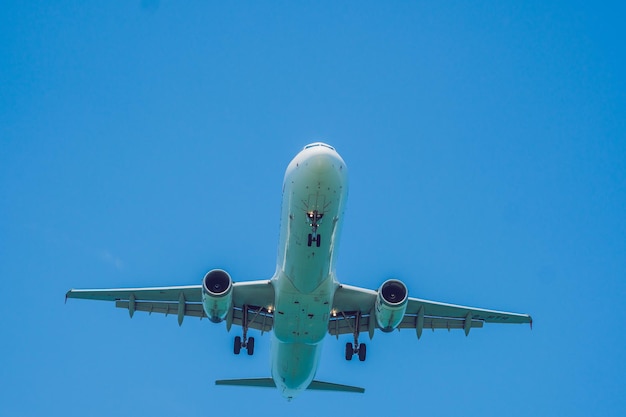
115 300 205 318
231 306 274 333
328 313 484 336
328 313 370 336
113 301 274 331
398 315 484 331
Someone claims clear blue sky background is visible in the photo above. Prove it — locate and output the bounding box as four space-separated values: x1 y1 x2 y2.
1 2 625 416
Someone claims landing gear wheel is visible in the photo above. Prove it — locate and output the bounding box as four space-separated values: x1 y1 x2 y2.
358 343 367 362
345 342 354 361
308 234 313 247
316 234 321 247
234 336 242 355
247 337 255 356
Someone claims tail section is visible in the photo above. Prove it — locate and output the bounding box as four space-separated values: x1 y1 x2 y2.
215 378 276 388
307 380 365 393
215 378 364 393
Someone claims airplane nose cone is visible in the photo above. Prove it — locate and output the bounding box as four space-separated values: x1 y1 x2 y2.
307 153 335 173
300 144 345 174
284 142 348 183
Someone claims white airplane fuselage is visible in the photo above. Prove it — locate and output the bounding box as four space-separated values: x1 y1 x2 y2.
270 143 348 399
65 142 533 400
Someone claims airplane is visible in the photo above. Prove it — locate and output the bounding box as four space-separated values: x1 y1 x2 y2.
66 142 532 400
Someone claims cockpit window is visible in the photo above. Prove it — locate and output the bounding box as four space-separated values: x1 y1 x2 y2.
304 142 335 151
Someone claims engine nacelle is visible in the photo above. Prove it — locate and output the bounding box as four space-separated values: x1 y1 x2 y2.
202 269 233 323
375 279 409 332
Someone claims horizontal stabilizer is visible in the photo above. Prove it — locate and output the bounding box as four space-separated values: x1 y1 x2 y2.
307 380 365 393
216 378 276 388
215 378 364 393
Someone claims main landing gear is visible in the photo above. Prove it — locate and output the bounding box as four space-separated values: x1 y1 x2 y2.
233 304 257 356
345 342 367 362
344 311 367 362
234 335 255 356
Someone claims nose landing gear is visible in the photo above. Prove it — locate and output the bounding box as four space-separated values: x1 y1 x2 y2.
306 210 324 247
307 233 321 247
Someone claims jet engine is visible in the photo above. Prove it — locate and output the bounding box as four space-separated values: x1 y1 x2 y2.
374 279 408 332
202 269 233 323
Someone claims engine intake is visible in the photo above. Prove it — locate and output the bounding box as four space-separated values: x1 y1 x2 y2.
202 269 233 323
375 279 409 332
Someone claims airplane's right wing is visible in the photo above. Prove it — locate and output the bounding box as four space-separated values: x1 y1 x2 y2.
329 284 532 339
66 280 275 331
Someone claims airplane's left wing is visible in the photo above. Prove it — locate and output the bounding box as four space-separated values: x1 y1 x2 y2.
66 280 275 331
330 284 531 339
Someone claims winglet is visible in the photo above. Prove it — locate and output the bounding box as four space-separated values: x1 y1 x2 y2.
529 316 533 330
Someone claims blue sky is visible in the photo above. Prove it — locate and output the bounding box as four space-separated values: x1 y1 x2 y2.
1 1 625 416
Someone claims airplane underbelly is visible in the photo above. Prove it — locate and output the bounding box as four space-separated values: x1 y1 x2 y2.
271 338 322 397
284 219 335 289
272 273 333 344
277 145 347 293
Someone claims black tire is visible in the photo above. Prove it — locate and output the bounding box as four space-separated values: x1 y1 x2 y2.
234 336 242 355
358 343 367 362
345 342 353 361
316 234 321 247
307 234 312 247
247 337 255 356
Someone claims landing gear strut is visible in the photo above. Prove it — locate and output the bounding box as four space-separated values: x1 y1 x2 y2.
344 312 367 362
233 304 256 356
306 210 323 247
